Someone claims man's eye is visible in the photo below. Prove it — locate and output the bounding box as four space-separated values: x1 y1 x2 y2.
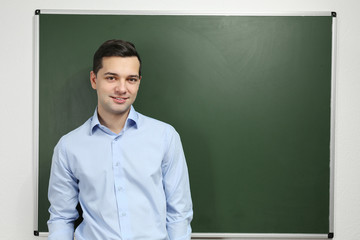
128 78 138 82
106 77 115 81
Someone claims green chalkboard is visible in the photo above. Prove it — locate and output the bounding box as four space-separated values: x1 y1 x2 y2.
35 11 335 237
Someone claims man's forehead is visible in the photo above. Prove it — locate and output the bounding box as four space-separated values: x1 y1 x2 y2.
100 56 140 69
102 56 140 63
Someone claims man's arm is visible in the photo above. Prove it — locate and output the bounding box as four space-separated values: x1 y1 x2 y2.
162 128 193 240
47 137 79 240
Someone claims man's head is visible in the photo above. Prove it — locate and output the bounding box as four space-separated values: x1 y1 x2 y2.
92 39 142 76
90 40 142 122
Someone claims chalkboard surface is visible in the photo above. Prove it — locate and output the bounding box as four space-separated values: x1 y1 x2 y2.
36 12 334 236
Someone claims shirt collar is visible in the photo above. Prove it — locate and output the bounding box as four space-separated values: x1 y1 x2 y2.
89 105 139 135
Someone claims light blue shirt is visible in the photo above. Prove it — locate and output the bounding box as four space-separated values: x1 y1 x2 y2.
47 106 193 240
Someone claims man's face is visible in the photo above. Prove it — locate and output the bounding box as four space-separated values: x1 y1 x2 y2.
90 56 141 119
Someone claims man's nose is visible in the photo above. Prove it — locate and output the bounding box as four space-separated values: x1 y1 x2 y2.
114 79 126 93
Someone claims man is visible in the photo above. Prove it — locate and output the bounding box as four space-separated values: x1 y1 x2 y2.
47 39 193 240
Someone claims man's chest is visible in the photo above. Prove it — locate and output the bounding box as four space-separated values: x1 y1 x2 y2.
67 136 166 188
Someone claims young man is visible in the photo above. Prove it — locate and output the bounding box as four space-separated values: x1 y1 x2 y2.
47 40 193 240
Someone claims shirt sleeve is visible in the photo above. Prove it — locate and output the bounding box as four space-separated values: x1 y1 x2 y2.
47 137 79 240
162 128 193 240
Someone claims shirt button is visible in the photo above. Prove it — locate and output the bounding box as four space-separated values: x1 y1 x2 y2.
115 162 120 166
118 187 123 191
121 212 126 217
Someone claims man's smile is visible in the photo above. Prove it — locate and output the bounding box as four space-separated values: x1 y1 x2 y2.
111 96 128 103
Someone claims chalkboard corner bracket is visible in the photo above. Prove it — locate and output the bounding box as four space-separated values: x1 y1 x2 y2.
331 12 337 17
35 9 41 15
34 230 39 236
328 232 334 238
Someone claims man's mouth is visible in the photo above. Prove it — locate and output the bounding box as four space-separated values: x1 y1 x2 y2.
111 96 127 103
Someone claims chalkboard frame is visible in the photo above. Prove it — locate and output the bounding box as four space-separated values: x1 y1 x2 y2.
33 10 337 239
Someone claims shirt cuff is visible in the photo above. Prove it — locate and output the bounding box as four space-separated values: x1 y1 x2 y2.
47 221 74 240
167 220 192 240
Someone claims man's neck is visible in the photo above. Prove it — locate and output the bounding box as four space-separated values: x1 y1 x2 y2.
97 108 130 134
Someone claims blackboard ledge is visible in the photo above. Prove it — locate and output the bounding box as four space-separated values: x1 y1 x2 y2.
33 231 48 237
191 233 331 239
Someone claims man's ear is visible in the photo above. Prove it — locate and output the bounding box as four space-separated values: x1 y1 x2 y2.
90 71 97 90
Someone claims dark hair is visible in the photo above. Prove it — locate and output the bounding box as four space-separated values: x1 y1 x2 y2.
92 39 142 75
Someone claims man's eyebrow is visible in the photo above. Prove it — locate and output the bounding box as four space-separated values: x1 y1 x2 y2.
104 72 119 76
128 75 140 78
103 72 139 78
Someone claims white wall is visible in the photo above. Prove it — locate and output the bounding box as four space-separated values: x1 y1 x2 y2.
1 0 359 239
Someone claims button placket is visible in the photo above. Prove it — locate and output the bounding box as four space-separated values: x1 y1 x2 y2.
111 135 132 237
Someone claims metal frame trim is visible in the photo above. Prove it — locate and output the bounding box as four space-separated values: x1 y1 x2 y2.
37 9 333 16
33 12 40 234
329 13 337 234
33 10 336 239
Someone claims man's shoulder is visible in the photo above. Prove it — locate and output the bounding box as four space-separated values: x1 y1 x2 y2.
137 112 177 133
58 117 92 144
